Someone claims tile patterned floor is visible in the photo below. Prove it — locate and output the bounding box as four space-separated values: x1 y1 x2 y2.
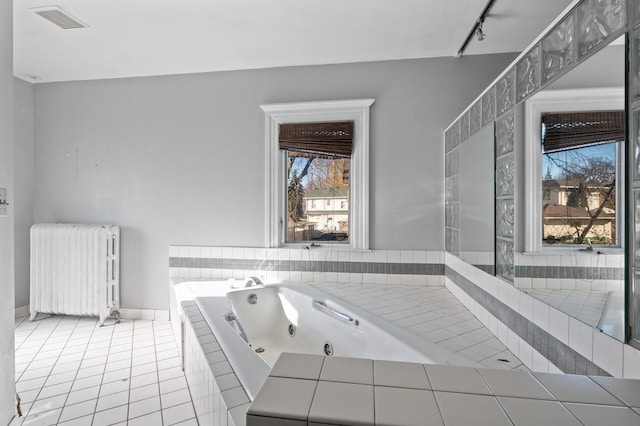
312 283 527 371
11 315 198 426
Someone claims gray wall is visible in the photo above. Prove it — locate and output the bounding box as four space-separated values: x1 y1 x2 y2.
14 78 34 309
31 54 515 310
0 0 16 421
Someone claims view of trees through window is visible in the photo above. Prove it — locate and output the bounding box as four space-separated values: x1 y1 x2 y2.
542 142 617 246
286 152 349 242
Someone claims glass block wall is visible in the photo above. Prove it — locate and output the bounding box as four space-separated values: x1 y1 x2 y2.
444 0 629 292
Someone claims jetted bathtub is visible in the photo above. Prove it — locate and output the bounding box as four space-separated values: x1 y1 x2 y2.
193 282 476 399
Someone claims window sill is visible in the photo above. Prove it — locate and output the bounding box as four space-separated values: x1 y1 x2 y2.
521 247 623 256
281 242 371 252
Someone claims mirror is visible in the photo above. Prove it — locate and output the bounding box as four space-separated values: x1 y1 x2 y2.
515 37 626 341
459 124 495 274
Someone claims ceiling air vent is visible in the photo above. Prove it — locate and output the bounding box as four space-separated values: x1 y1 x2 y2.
31 6 87 29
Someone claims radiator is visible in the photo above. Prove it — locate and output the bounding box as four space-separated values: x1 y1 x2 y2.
30 223 120 326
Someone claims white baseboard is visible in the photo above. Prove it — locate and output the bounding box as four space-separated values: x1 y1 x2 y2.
15 305 170 321
118 308 170 321
15 305 29 319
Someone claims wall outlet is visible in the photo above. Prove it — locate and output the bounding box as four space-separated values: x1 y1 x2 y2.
0 188 7 216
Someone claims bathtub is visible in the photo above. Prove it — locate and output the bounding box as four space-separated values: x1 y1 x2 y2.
193 282 476 400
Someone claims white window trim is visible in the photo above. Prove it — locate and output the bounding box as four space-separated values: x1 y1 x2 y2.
261 99 375 249
524 87 624 253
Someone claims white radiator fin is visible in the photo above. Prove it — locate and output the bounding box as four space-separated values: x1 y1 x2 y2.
30 224 120 325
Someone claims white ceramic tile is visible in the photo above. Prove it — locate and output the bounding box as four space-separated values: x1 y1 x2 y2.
247 415 304 426
533 372 622 405
549 308 569 344
478 369 555 400
424 364 490 395
130 371 158 389
269 353 325 381
37 381 73 399
248 377 317 420
533 298 550 331
129 383 160 403
28 394 67 416
128 395 161 419
593 330 623 377
532 349 549 373
58 399 97 423
161 388 192 409
92 405 128 426
590 376 640 407
159 376 188 394
376 387 443 426
435 392 510 426
162 402 196 425
564 403 640 426
519 341 534 370
20 407 63 426
99 378 130 397
520 293 534 321
319 356 373 385
221 386 250 409
127 411 163 425
373 360 430 389
569 317 593 361
308 381 374 425
96 390 129 412
497 396 581 425
57 414 94 426
624 345 640 379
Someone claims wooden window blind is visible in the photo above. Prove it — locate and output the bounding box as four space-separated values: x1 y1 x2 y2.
542 111 624 153
279 121 353 159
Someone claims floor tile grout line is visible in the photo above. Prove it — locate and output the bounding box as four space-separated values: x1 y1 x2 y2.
56 316 114 424
129 319 151 423
151 320 166 425
19 315 80 419
14 314 61 381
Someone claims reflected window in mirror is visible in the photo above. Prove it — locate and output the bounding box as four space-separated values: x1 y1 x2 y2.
541 110 624 247
524 88 625 253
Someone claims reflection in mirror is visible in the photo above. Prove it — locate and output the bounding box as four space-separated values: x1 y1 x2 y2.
518 37 625 341
459 124 495 274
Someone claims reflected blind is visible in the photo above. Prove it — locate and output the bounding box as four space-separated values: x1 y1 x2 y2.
542 111 624 153
279 121 353 159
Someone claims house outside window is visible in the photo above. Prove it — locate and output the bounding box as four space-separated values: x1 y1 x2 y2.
284 122 351 243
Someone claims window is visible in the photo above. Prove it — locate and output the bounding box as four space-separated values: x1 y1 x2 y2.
541 111 622 246
524 88 624 252
261 99 374 249
283 121 352 243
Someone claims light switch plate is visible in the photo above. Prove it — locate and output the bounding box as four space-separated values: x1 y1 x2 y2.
0 188 7 216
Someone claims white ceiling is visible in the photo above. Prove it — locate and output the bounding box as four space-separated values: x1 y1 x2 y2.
14 0 575 83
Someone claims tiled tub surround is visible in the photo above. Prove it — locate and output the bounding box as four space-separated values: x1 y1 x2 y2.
169 246 445 287
173 275 640 425
247 352 640 426
513 252 624 293
459 251 495 274
445 253 640 379
181 299 251 426
171 277 526 425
